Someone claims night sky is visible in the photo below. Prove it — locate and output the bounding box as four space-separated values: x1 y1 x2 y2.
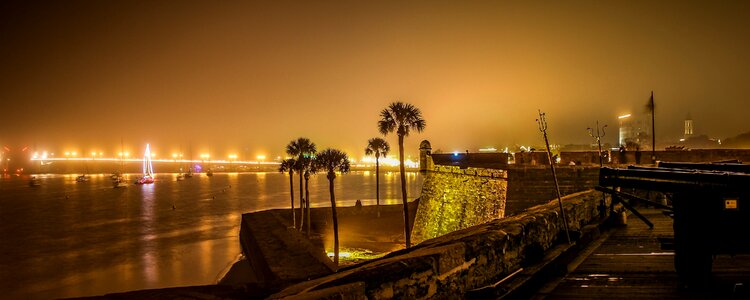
2 1 749 159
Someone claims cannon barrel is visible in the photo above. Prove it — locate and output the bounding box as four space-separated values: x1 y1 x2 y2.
599 166 750 196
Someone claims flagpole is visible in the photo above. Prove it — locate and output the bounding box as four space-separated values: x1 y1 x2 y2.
651 91 656 164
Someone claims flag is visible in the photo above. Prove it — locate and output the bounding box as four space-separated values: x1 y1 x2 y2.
648 91 656 160
645 91 654 113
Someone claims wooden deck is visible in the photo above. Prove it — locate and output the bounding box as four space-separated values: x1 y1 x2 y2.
536 208 750 299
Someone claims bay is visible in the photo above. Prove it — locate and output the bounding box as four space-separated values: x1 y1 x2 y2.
0 171 423 299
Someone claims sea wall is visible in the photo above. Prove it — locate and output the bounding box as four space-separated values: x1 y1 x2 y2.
513 149 750 166
505 166 600 214
411 165 507 244
269 190 607 299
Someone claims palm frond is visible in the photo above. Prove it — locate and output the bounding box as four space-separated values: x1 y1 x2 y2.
365 137 390 158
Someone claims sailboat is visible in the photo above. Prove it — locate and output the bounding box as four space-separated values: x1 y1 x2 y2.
176 145 188 181
113 139 129 188
76 159 90 182
135 144 155 184
29 175 41 187
205 146 214 177
184 143 194 178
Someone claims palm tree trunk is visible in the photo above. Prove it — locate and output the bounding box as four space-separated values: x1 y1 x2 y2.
305 174 311 237
329 172 339 266
376 156 380 218
298 171 304 230
289 170 296 228
398 134 411 248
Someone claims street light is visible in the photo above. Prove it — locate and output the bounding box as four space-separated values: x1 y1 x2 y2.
587 121 607 167
228 154 237 171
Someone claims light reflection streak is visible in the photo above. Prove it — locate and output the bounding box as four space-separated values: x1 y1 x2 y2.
31 157 281 165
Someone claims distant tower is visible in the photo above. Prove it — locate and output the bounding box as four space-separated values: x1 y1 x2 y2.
419 140 433 174
684 113 694 139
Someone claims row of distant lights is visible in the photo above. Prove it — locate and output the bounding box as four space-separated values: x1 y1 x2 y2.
30 151 420 167
31 151 266 160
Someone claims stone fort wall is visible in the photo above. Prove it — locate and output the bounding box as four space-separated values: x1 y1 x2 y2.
411 165 507 244
269 190 607 299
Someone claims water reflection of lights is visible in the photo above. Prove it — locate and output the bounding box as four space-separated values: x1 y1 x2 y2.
327 251 351 258
141 251 158 285
30 157 281 165
325 248 386 262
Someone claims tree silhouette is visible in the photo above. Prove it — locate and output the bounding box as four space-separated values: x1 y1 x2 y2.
378 102 425 248
278 158 297 227
286 138 316 230
301 156 318 236
314 148 350 266
365 137 390 217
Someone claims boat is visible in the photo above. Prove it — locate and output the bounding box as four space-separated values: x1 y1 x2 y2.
29 176 41 187
135 175 154 184
205 147 214 176
113 176 129 188
134 143 156 184
76 158 90 182
176 173 184 181
184 143 194 178
113 139 129 188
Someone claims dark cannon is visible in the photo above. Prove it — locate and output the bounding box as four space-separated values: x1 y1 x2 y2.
597 163 750 283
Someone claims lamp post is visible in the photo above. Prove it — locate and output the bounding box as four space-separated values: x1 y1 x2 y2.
587 121 607 167
588 121 609 217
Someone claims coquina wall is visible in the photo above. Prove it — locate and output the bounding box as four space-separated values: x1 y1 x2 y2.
269 190 608 299
505 166 600 214
411 165 507 244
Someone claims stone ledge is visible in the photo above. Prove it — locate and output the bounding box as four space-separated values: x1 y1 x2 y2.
269 190 608 299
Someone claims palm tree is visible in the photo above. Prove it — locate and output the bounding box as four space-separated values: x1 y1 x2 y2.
279 158 297 227
301 155 318 236
286 138 316 230
365 137 390 218
378 102 426 248
315 148 350 266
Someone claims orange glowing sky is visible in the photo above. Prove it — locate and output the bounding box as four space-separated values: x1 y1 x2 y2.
2 1 749 158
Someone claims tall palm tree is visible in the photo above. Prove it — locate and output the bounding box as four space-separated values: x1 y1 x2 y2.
287 138 316 230
365 137 390 218
315 148 350 266
279 158 297 227
378 102 426 248
301 156 318 236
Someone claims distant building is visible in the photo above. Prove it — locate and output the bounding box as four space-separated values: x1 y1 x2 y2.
684 113 694 139
618 114 649 149
618 114 632 147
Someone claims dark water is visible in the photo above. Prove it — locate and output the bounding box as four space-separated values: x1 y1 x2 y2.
0 171 422 299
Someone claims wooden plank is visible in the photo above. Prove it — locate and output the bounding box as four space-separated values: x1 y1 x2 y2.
540 208 750 299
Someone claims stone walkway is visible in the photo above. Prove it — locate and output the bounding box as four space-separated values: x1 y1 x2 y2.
536 208 750 299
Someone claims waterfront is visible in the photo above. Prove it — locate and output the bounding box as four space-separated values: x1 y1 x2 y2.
0 171 422 299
